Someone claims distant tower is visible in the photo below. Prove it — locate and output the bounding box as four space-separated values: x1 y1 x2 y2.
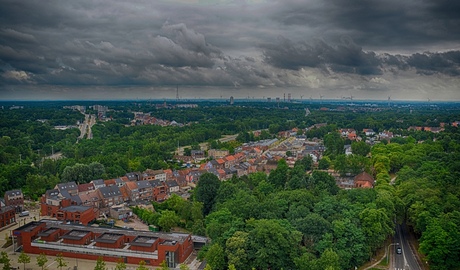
284 93 286 102
230 96 234 105
176 85 179 101
288 93 291 102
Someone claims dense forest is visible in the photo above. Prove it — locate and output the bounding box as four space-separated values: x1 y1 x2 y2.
1 101 460 269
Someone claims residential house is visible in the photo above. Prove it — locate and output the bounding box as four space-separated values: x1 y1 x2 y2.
207 149 229 159
363 129 375 136
40 189 74 218
4 189 24 212
224 155 236 168
0 205 15 229
91 179 106 190
114 178 125 188
77 183 95 193
191 150 205 162
125 172 140 182
104 179 116 187
97 186 123 209
55 182 78 197
154 169 168 181
125 181 139 202
166 180 180 193
56 205 98 225
79 191 102 209
137 180 153 201
150 180 168 202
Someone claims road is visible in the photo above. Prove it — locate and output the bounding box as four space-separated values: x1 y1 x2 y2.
77 114 96 140
392 224 423 270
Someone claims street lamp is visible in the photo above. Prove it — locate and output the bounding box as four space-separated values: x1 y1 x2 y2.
387 242 400 265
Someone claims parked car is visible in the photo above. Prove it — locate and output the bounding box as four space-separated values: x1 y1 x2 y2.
396 247 402 254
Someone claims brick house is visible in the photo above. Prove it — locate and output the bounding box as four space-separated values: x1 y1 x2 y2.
56 205 98 225
0 205 15 229
137 180 153 201
97 186 123 209
4 189 24 213
150 180 168 202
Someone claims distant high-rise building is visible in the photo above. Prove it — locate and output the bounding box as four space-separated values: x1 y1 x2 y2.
230 96 234 105
267 97 271 102
288 93 291 102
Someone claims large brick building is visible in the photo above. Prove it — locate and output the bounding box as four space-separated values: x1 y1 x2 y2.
13 220 197 268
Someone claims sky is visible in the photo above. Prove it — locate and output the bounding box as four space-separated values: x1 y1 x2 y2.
0 0 459 101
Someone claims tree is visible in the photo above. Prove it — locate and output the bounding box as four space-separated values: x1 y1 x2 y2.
94 256 107 270
318 157 331 170
246 219 302 270
54 253 67 270
324 132 344 156
114 259 127 270
196 173 221 215
420 216 460 270
316 248 340 270
225 231 249 269
18 251 31 270
158 210 180 232
0 252 11 270
136 260 149 270
351 141 371 156
206 243 226 270
267 159 289 188
179 264 190 270
36 253 48 270
159 260 169 270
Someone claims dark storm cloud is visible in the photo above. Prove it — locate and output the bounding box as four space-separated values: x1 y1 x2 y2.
406 51 460 76
270 0 460 49
262 36 382 75
0 0 459 100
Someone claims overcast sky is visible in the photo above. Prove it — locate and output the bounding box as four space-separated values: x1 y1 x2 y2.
1 0 459 101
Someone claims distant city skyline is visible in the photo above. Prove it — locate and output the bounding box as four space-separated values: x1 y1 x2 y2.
1 0 459 101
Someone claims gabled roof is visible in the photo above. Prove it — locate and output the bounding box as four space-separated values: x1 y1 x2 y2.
137 180 152 189
115 178 124 184
79 191 101 204
91 179 105 186
45 189 59 198
77 183 95 193
125 181 138 191
217 158 226 164
104 179 116 186
149 180 164 188
98 186 122 198
56 182 78 191
4 189 23 197
125 172 140 181
166 180 179 188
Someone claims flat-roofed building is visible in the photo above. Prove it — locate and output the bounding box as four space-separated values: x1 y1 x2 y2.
13 220 200 268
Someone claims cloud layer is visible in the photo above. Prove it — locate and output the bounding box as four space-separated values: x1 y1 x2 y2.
0 0 459 100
